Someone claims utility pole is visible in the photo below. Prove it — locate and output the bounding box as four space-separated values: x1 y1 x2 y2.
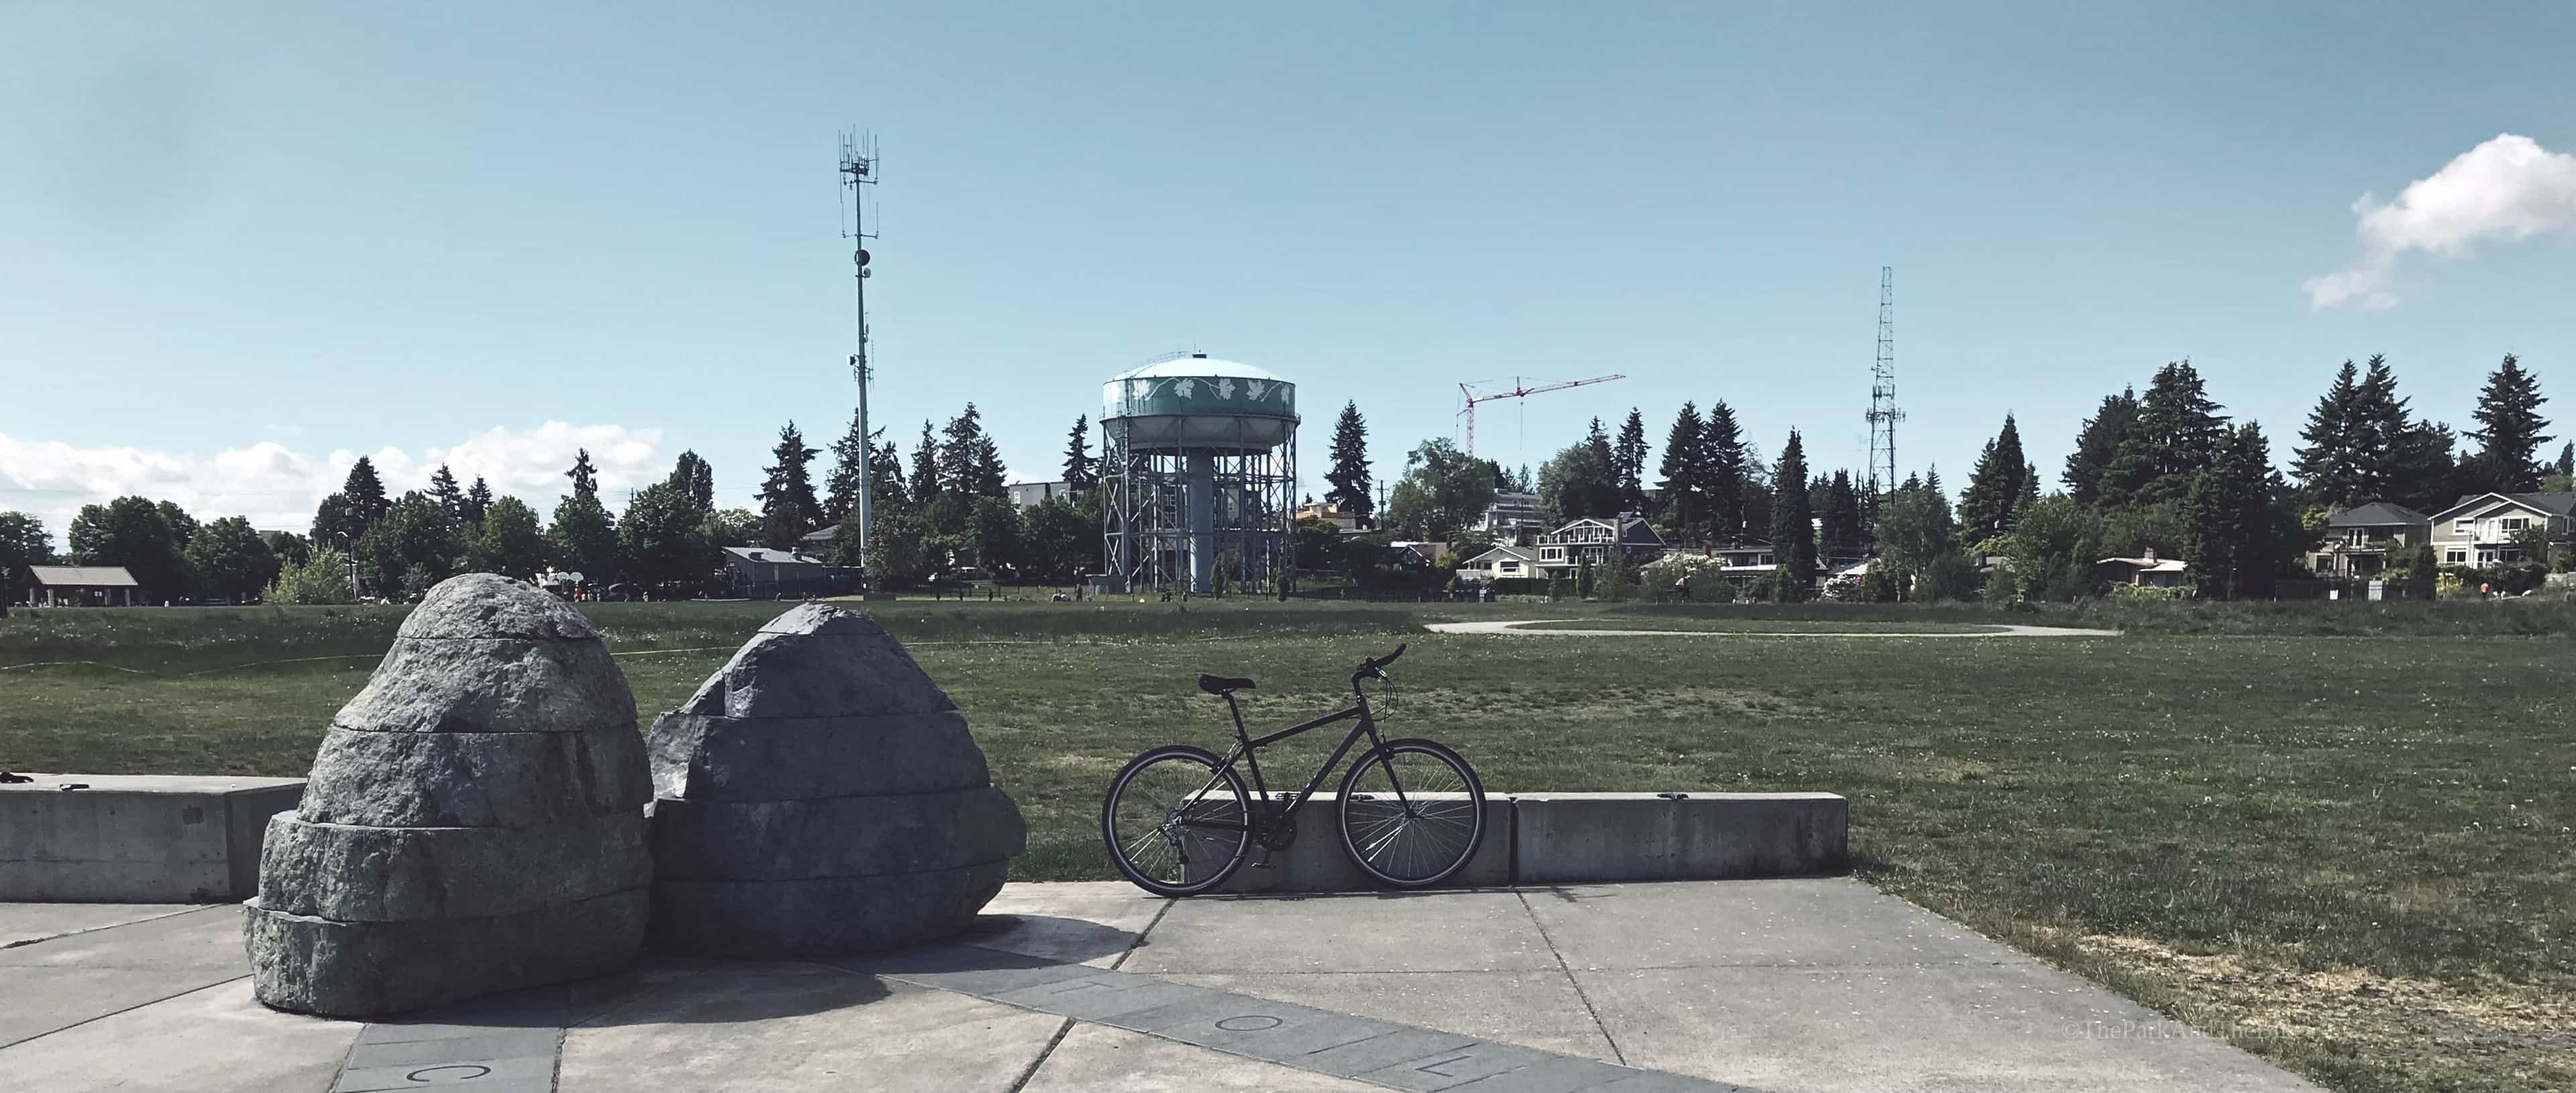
839 133 879 576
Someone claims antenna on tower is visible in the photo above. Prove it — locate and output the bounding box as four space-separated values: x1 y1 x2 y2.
839 131 879 574
1864 266 1904 508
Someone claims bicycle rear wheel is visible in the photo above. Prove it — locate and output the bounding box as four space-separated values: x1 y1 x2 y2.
1337 738 1485 888
1102 745 1252 897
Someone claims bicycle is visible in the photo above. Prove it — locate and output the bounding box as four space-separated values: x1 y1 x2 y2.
1100 643 1487 897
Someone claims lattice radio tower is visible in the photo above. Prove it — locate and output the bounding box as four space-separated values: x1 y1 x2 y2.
839 132 879 567
1864 266 1904 502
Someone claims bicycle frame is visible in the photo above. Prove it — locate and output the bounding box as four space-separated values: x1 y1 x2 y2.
1177 680 1412 838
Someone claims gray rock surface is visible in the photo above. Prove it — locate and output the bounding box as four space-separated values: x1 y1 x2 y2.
246 575 652 1017
645 711 989 801
646 603 1022 956
649 862 1010 956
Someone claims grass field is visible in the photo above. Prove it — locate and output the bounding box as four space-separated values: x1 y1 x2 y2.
2 597 2571 1092
1511 618 2008 634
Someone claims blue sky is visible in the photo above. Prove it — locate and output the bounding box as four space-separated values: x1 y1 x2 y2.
5 3 2572 539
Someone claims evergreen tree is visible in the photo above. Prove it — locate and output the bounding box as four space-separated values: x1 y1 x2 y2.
2350 355 2456 512
938 404 1008 499
2557 442 2575 480
2063 387 2139 504
2186 423 2278 599
820 410 869 526
1063 416 1096 495
1768 430 1817 600
462 477 493 526
1956 414 2033 541
2018 467 2041 515
2464 353 2553 494
755 422 824 549
1922 464 1943 500
1704 402 1748 542
565 449 599 499
2099 361 2226 507
869 435 908 518
910 421 942 508
1613 408 1649 512
1325 402 1374 528
666 450 716 514
1655 402 1705 534
2292 361 2365 506
1821 470 1865 556
429 464 465 520
343 457 392 526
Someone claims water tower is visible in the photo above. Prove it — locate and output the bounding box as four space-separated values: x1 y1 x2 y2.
1100 353 1299 594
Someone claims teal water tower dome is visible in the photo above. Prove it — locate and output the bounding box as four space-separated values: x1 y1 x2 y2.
1098 353 1299 594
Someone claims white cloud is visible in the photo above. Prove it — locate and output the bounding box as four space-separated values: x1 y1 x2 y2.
2306 133 2576 309
0 422 663 545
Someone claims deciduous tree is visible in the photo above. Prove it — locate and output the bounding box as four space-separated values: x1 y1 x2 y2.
358 492 460 599
183 516 278 602
1384 438 1497 540
667 451 716 515
548 491 617 585
1 511 53 599
617 482 720 593
69 496 190 601
464 496 550 580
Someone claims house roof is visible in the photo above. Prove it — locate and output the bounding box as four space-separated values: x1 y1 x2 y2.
1461 544 1536 565
2430 492 2576 520
30 565 139 587
2325 501 2428 528
2096 557 2188 573
722 546 824 566
798 524 839 544
1542 514 1665 545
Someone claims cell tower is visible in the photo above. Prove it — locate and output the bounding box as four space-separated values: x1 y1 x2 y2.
839 132 879 569
1864 266 1904 501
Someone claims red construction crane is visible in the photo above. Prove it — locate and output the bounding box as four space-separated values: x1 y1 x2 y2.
1457 374 1625 457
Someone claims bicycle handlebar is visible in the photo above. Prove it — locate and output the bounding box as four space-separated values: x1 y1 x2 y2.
1355 643 1407 681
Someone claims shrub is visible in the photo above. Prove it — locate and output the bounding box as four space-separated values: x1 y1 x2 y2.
267 546 358 606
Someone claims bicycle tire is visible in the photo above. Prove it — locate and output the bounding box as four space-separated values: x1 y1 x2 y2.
1337 738 1486 888
1102 744 1253 897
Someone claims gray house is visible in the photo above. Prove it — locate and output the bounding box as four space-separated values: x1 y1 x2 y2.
2426 492 2575 567
2310 501 2430 577
27 566 142 606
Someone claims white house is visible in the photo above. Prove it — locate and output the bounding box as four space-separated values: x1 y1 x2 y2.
1455 544 1539 583
2426 492 2574 566
1534 514 1664 577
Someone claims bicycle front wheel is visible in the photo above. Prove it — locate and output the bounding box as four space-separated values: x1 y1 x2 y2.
1102 745 1253 897
1338 738 1486 888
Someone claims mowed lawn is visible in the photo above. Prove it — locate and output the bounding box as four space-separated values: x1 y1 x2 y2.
2 601 2570 1092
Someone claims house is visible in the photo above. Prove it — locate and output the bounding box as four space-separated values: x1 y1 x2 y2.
721 546 830 597
1391 541 1449 566
1454 544 1538 583
2309 501 2429 577
1478 492 1546 536
1007 480 1073 508
1293 502 1360 531
1534 514 1664 577
2425 492 2575 567
2096 549 2188 588
798 525 840 553
27 566 142 606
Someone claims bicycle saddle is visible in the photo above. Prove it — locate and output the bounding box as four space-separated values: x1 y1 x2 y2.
1197 673 1256 695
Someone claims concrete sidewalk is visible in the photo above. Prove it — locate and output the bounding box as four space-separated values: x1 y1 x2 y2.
0 879 2319 1092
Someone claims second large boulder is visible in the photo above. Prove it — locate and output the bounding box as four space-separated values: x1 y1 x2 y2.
645 603 1022 955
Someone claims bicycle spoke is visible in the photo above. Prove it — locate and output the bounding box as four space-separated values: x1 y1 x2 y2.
1340 744 1481 886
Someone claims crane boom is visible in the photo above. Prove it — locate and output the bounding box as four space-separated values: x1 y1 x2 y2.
1456 374 1625 457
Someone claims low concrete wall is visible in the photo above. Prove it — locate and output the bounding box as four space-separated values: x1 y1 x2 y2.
1207 790 1845 893
0 774 305 903
1513 792 1847 884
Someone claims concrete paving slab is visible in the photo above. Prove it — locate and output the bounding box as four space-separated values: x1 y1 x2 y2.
971 880 1166 967
1579 964 2319 1092
1129 890 1556 974
1297 1027 1483 1077
1159 970 1619 1059
1356 1039 1554 1091
1021 1021 1384 1092
1519 878 2006 970
0 901 201 949
1461 1055 1672 1093
0 904 249 1048
336 1053 556 1093
0 978 356 1093
559 964 1063 1092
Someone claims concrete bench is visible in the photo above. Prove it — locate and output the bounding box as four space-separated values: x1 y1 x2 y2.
1 773 305 903
1212 791 1847 893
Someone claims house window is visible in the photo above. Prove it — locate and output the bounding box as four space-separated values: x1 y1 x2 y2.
2445 549 2467 564
2455 519 2475 535
2500 517 2528 532
1499 561 1519 573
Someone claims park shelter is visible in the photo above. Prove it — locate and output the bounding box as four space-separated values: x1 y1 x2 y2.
28 565 142 606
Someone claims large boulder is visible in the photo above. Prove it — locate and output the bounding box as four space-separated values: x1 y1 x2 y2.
645 603 1023 956
244 574 652 1017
